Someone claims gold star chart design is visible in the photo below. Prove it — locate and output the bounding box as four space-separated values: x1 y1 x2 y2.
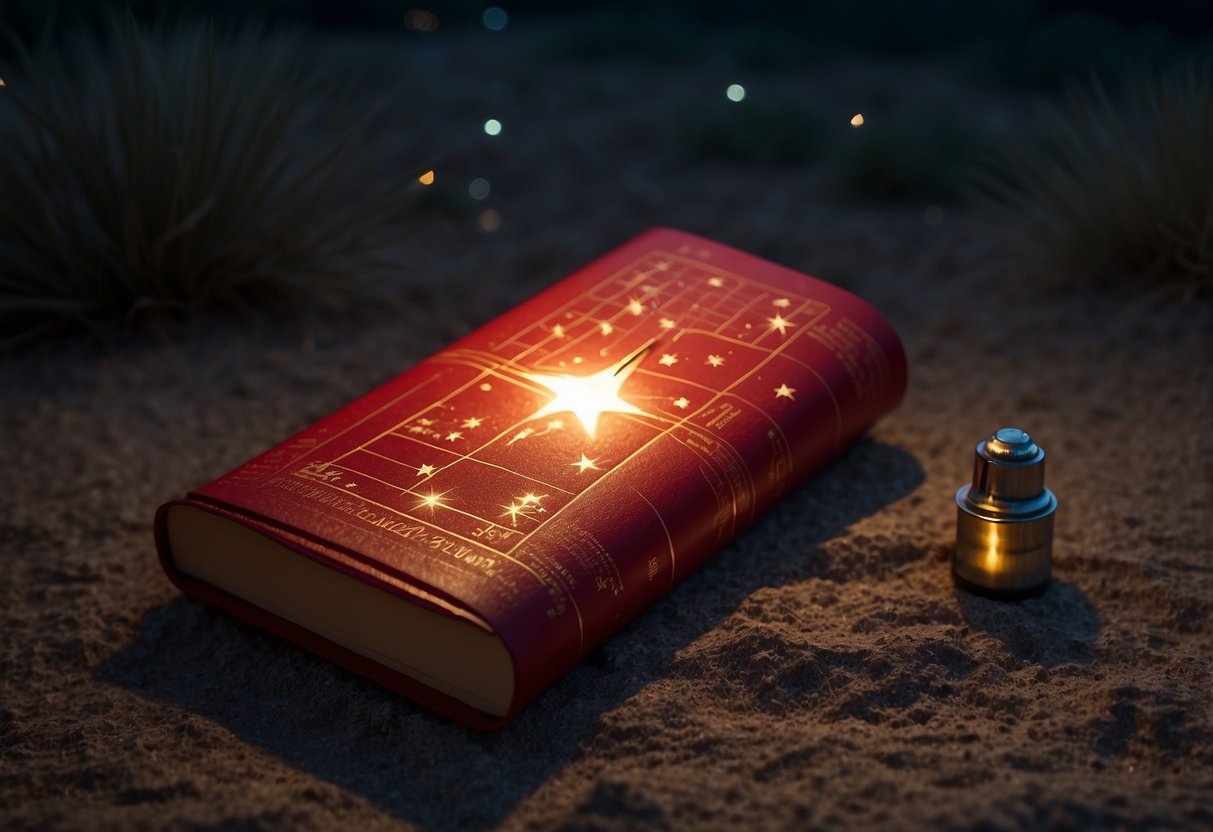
706 354 725 367
415 490 452 512
659 317 676 330
552 324 566 338
520 343 654 439
707 277 724 287
672 397 690 409
445 431 463 442
500 493 548 527
626 298 645 315
599 321 614 336
766 313 796 336
461 416 483 429
571 453 600 473
775 383 796 400
658 353 678 367
772 298 791 308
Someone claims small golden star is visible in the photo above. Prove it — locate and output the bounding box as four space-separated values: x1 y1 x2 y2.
501 503 522 525
461 416 483 429
445 431 463 442
552 324 566 338
418 418 435 426
416 490 451 511
407 425 426 434
766 313 796 336
659 318 676 330
672 397 690 409
706 354 724 367
416 463 436 477
775 383 796 400
658 353 678 367
626 298 644 316
571 453 600 473
599 321 614 336
772 298 791 308
707 277 724 288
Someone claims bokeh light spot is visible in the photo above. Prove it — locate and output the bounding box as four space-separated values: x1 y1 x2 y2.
850 113 864 127
469 178 491 200
479 208 502 232
726 83 746 102
484 118 502 136
482 7 508 31
404 10 439 32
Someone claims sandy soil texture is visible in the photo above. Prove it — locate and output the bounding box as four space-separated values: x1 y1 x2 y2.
3 27 1211 831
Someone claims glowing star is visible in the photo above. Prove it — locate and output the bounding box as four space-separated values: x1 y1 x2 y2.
571 453 600 473
407 425 427 434
626 297 645 316
658 353 678 367
415 490 451 512
521 343 653 438
418 418 436 426
775 383 796 400
508 428 535 445
461 416 483 429
501 492 548 526
672 397 690 409
659 318 676 330
445 431 463 442
706 354 725 367
772 298 791 308
707 277 724 288
344 482 358 488
599 321 614 336
552 324 566 338
416 464 436 477
766 313 796 336
501 502 524 526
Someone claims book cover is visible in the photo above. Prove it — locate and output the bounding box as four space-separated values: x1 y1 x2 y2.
155 227 907 729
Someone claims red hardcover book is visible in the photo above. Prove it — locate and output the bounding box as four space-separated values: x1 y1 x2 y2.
155 228 907 729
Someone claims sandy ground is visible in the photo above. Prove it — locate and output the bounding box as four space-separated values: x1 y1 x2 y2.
3 25 1212 831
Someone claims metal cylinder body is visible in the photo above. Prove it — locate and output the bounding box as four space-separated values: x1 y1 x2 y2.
954 427 1056 598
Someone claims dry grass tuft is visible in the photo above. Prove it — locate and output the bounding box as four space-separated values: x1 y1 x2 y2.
0 15 424 345
977 62 1213 291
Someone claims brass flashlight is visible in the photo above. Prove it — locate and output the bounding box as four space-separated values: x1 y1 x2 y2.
954 427 1056 599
